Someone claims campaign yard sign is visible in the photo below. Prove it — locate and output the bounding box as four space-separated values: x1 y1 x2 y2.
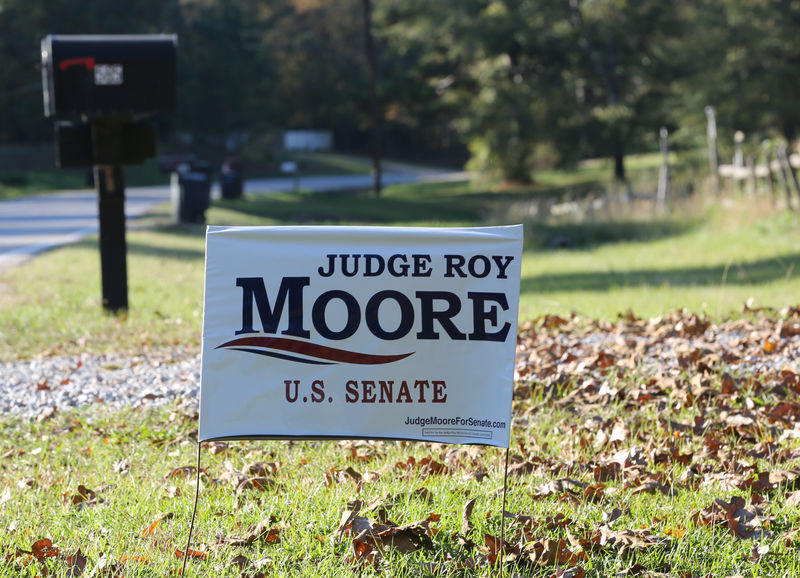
199 225 522 448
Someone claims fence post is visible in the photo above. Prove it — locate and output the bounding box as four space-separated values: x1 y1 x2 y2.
733 131 744 168
746 154 756 198
778 143 800 206
704 106 719 194
656 127 669 209
762 140 777 207
775 143 795 210
733 131 747 192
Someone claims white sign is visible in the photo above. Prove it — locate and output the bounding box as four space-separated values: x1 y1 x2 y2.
199 225 522 448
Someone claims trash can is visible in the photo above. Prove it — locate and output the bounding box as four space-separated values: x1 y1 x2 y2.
171 166 211 224
220 159 243 200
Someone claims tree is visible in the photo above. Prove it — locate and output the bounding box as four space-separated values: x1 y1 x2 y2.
260 0 368 136
564 0 687 183
173 0 280 137
679 0 800 145
379 0 574 183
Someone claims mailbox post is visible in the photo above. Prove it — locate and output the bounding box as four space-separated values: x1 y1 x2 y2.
41 35 177 313
95 163 128 312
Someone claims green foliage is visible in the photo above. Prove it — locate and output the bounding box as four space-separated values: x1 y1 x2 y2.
2 0 800 182
379 0 574 183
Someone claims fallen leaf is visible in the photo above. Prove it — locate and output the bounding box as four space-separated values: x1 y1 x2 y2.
462 498 476 535
165 466 197 479
119 554 151 564
785 490 800 507
65 548 88 576
206 441 228 455
69 485 98 508
526 537 586 566
692 497 772 540
31 538 59 560
532 478 586 499
141 512 174 537
174 548 207 561
482 532 519 564
784 528 800 547
222 518 282 546
235 477 274 493
334 500 369 540
663 527 687 539
244 461 279 476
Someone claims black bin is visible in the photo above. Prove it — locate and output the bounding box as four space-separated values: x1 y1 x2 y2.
220 159 243 199
171 168 210 224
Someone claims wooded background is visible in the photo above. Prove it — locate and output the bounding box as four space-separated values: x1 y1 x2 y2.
0 0 798 183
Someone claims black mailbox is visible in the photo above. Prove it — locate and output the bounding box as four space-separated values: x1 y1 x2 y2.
42 34 177 118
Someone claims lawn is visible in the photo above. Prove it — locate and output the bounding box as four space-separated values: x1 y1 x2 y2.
2 311 800 576
1 178 799 360
2 175 800 576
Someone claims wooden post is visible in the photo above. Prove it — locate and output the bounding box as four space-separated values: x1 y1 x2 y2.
704 106 719 194
778 143 800 204
776 143 795 210
94 165 128 312
91 118 128 313
733 131 745 192
762 141 777 207
746 154 756 198
733 131 744 168
656 127 669 209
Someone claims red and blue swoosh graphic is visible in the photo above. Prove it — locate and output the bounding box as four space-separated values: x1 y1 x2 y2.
216 336 414 365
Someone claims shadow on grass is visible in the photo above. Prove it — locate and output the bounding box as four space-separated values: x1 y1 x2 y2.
525 218 700 250
214 189 482 224
71 236 206 262
521 252 800 294
126 240 206 261
134 181 703 254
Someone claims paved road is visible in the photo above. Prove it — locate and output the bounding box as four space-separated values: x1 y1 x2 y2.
0 169 468 272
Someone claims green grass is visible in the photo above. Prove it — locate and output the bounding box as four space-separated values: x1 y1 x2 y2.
520 208 800 320
3 175 800 575
1 360 799 576
2 180 800 360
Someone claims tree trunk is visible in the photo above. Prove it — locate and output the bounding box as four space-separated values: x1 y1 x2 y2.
361 0 382 197
613 136 626 182
763 145 776 207
566 0 628 185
